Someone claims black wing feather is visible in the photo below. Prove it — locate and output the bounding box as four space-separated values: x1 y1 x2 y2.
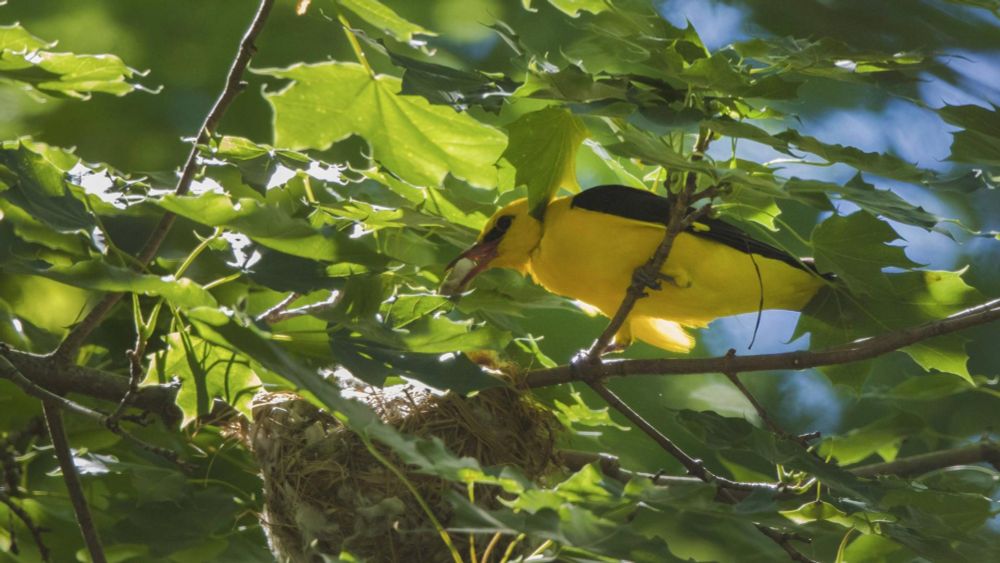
570 185 813 273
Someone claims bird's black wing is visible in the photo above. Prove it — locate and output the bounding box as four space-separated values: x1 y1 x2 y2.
570 185 813 272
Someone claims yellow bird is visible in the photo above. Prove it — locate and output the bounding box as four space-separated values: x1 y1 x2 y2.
441 185 828 352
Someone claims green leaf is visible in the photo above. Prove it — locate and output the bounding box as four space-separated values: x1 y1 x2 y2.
553 391 631 431
818 413 925 465
501 106 587 217
707 118 933 184
450 491 687 562
523 0 610 17
2 259 217 310
787 175 940 231
798 270 982 384
810 211 920 296
389 52 516 114
0 23 143 98
259 62 506 188
328 328 504 393
938 104 1000 166
780 500 886 533
0 144 94 233
146 333 261 427
338 0 434 44
157 192 384 265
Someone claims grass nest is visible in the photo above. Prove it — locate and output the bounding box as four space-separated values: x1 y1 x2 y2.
244 379 561 563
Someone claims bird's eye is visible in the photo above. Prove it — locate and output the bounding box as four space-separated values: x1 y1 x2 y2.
496 215 513 231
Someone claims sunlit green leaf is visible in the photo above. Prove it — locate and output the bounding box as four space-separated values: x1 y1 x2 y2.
157 192 384 265
259 62 506 188
0 23 143 98
818 413 924 465
2 259 217 309
338 0 434 44
501 106 587 217
523 0 610 17
146 333 262 427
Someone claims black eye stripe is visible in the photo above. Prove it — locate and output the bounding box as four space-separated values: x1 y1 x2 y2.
481 215 513 243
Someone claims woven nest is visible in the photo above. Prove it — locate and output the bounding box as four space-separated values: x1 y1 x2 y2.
245 381 561 563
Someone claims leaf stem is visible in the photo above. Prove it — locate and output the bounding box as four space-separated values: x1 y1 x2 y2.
337 10 374 76
359 434 463 563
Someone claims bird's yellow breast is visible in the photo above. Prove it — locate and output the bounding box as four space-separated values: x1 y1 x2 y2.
526 198 823 328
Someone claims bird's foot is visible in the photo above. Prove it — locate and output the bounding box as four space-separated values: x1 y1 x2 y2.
601 341 628 356
633 268 685 292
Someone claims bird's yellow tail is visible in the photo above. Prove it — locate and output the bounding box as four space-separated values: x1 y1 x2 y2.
617 316 696 353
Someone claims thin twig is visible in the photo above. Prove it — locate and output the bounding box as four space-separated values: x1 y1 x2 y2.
585 379 779 493
527 298 1000 387
105 335 147 430
0 490 50 562
258 292 342 324
255 292 302 323
54 0 276 361
42 403 107 563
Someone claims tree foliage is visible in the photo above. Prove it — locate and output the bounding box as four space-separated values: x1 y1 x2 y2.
1 1 999 562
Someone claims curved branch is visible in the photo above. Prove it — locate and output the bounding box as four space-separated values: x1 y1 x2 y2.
54 0 277 361
527 298 1000 388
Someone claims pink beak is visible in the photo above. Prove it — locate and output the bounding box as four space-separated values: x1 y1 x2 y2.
440 240 500 297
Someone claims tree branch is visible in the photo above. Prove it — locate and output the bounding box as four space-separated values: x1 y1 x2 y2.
42 403 106 563
0 348 180 426
54 0 276 361
527 298 1000 387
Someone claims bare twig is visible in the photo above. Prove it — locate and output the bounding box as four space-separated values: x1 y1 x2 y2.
42 403 106 563
255 292 302 323
585 380 780 493
54 0 277 361
723 370 792 436
527 298 1000 388
257 292 343 324
0 490 50 562
105 335 147 430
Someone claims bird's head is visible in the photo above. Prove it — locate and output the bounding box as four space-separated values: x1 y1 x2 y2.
440 198 542 297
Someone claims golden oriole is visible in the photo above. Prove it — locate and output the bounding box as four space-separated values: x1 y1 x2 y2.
441 185 827 352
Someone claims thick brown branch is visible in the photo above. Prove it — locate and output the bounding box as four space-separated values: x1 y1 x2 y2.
54 0 276 360
527 298 1000 387
1 348 180 426
43 403 106 563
